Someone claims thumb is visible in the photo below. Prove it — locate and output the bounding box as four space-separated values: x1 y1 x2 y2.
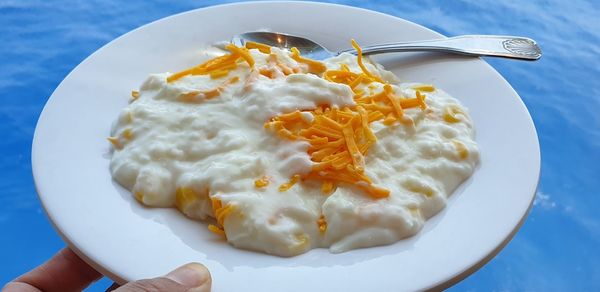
113 263 211 292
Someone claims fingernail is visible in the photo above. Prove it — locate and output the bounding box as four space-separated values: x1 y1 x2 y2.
165 263 210 288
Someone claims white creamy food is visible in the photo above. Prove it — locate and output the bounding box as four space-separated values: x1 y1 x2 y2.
109 42 479 256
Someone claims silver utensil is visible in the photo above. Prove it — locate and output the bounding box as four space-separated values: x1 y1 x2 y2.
233 31 542 61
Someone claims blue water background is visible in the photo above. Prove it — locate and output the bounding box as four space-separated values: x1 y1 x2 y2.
1 0 598 290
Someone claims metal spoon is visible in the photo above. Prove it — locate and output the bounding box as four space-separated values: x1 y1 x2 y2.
232 31 542 61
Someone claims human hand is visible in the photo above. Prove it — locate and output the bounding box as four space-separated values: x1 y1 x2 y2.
3 248 211 292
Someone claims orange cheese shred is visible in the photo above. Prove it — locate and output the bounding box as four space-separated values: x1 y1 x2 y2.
321 180 336 195
175 187 196 211
208 197 235 237
131 90 140 100
254 176 270 188
452 140 469 159
384 84 404 120
167 53 240 83
351 39 385 83
245 41 272 54
412 84 436 92
357 106 376 143
209 70 230 79
167 68 194 83
349 74 365 89
290 47 327 74
444 105 463 123
278 110 304 122
279 174 301 192
208 224 226 236
358 183 390 199
259 68 274 79
342 120 365 172
383 113 396 125
415 91 427 109
107 136 122 149
194 55 239 76
122 129 133 140
225 44 255 67
317 215 328 233
215 204 234 225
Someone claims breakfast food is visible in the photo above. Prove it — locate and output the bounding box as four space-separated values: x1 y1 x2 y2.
108 40 479 256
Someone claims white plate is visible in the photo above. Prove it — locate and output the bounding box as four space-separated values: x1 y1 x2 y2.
32 2 540 291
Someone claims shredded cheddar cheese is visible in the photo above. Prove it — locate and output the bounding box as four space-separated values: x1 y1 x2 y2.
225 44 255 67
209 69 230 79
266 105 388 198
254 176 270 188
122 128 133 140
175 187 197 211
258 53 299 79
208 224 226 236
134 191 144 202
245 41 272 54
452 139 469 159
108 128 135 149
107 136 122 149
351 39 384 83
317 215 327 233
167 43 254 83
208 197 235 237
290 47 327 74
261 40 430 199
412 84 436 92
444 105 463 123
279 174 301 192
414 91 427 110
321 180 336 195
131 90 140 100
384 84 404 120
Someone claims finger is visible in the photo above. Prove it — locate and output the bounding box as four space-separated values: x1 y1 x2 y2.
3 248 102 292
114 263 211 292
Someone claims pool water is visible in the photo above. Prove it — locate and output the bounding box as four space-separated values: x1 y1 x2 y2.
1 1 598 290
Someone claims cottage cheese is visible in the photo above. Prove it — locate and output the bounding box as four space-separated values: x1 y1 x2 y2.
109 45 479 256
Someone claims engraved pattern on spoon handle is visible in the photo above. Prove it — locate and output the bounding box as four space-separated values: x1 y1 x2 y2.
502 38 542 58
346 35 542 61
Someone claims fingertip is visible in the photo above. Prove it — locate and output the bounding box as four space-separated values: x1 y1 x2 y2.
165 263 211 289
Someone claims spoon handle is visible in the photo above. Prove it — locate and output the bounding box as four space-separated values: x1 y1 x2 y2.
343 35 542 60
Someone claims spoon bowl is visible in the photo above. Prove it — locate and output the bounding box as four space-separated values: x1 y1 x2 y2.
232 31 334 60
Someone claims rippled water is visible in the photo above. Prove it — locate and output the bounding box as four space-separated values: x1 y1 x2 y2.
1 0 598 290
